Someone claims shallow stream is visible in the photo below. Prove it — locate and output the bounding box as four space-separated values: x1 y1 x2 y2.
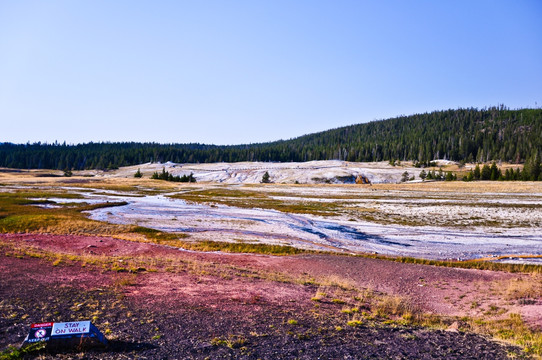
83 192 542 262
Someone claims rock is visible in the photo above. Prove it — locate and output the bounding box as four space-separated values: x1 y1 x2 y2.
446 321 460 332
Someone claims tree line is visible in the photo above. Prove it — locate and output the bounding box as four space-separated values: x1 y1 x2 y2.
0 106 540 170
149 168 196 182
463 159 541 181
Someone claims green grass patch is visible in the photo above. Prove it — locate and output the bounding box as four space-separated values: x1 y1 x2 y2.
76 201 128 211
177 240 309 255
171 188 340 216
362 253 542 274
347 320 363 327
11 190 84 199
0 214 60 233
70 183 142 192
0 342 47 360
131 226 188 243
0 189 131 235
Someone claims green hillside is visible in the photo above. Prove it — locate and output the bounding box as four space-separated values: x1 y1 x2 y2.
1 106 541 170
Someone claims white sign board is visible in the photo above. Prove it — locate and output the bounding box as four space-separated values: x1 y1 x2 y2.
51 321 91 336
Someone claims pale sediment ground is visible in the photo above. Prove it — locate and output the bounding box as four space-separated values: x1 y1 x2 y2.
1 161 540 262
83 182 542 262
96 160 426 184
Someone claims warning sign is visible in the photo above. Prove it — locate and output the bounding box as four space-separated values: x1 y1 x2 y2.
52 321 91 336
23 320 107 348
34 329 47 338
31 322 53 328
25 323 52 343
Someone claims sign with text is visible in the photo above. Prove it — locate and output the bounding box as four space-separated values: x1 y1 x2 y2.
24 320 107 348
52 321 91 336
25 322 53 343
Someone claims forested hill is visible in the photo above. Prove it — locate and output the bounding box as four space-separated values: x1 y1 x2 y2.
1 107 541 170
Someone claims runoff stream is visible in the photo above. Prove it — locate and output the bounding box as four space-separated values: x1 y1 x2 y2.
73 191 542 263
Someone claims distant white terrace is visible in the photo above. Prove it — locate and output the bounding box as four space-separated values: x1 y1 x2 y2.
97 160 438 184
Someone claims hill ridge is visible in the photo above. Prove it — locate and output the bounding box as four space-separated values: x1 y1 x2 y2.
1 107 541 170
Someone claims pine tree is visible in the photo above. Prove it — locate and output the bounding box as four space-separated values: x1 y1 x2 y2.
134 168 142 178
504 168 512 181
261 171 271 183
481 164 491 180
473 164 481 180
188 172 196 183
528 153 541 181
489 162 500 180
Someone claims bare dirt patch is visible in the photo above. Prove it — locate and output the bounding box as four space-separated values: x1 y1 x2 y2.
0 233 174 257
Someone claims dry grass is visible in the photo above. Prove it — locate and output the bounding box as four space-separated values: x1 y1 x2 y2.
0 238 310 286
113 274 138 288
374 295 419 319
346 288 542 356
176 240 310 255
168 181 542 230
310 275 542 357
490 276 542 301
465 313 542 356
0 188 133 236
316 275 358 290
374 180 542 194
362 253 542 274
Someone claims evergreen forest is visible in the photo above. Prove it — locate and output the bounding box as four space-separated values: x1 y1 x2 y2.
1 107 540 171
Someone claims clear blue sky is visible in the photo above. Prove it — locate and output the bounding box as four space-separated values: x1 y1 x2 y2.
1 0 541 145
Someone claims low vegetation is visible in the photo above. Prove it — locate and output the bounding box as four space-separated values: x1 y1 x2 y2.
0 343 46 360
150 168 196 183
312 283 542 357
170 188 340 216
363 253 542 274
175 240 309 255
0 190 131 236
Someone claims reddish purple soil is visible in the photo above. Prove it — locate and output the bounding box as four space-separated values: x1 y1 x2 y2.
0 234 533 359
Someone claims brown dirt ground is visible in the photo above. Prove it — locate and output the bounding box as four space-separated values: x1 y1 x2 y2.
0 234 535 359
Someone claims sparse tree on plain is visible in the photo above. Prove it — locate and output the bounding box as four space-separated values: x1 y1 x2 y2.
261 171 271 183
